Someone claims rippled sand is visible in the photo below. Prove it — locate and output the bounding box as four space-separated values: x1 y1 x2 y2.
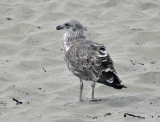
0 0 160 122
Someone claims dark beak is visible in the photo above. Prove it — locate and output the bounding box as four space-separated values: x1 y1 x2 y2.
56 25 64 30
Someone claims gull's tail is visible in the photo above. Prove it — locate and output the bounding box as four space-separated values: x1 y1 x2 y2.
97 71 127 89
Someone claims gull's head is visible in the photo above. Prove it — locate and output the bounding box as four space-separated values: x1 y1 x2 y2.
56 20 86 38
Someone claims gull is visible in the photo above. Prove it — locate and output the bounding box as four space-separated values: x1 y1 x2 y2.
56 20 126 102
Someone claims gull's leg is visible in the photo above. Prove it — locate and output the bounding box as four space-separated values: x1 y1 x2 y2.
91 81 95 99
90 81 101 102
79 78 83 102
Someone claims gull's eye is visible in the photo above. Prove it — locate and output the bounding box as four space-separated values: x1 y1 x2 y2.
65 23 70 27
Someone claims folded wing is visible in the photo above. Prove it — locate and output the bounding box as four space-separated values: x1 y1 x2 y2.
65 40 125 89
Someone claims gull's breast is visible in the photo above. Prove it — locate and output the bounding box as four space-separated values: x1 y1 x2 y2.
62 33 70 52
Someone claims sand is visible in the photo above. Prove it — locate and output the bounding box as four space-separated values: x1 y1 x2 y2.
0 0 160 121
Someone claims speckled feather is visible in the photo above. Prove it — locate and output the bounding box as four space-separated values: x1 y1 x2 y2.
65 39 115 82
58 20 125 89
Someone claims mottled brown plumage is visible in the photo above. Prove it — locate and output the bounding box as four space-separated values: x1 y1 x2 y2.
65 40 112 81
56 20 126 101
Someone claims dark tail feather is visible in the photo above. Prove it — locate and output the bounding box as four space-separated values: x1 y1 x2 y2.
97 71 127 89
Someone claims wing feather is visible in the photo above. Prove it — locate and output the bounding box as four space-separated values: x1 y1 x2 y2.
65 40 114 81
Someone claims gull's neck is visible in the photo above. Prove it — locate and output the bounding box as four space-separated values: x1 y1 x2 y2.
62 31 86 52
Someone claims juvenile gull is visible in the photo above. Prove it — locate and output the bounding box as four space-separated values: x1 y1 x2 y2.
56 20 126 102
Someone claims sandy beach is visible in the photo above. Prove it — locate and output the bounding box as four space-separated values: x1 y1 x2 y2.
0 0 160 121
